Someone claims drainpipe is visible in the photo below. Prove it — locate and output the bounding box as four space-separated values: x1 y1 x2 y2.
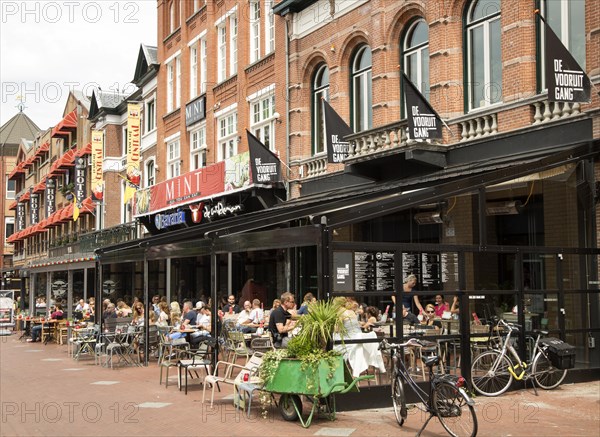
285 16 291 195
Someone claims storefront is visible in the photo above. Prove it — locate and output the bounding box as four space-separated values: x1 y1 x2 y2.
97 134 600 408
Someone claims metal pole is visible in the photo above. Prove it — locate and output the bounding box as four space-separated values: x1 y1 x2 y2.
143 253 149 366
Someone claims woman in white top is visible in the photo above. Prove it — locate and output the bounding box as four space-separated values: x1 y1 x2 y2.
157 301 170 328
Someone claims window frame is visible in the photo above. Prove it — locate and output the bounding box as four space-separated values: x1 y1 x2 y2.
350 45 373 132
5 217 15 241
145 159 156 187
175 56 181 109
266 0 275 55
465 0 502 111
250 93 276 152
250 0 261 63
6 178 16 199
230 14 238 76
190 124 208 170
217 24 227 82
311 64 329 156
167 138 181 178
190 45 198 99
200 38 207 94
167 61 174 112
402 18 430 117
145 98 156 133
217 111 238 162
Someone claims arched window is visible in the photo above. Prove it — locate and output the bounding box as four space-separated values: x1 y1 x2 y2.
312 64 329 155
540 0 585 90
465 0 502 110
145 160 155 187
403 19 430 99
169 1 175 34
351 45 372 132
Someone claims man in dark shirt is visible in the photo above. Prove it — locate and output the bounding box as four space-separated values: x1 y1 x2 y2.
268 292 297 348
402 306 419 325
222 295 241 314
182 301 198 326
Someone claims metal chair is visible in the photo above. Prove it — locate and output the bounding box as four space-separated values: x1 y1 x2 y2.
227 331 251 364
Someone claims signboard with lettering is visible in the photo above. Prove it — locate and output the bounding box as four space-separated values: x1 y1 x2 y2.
247 130 281 184
16 203 25 231
46 178 56 217
354 251 395 292
333 251 353 292
323 99 352 163
30 190 39 225
403 73 443 140
185 95 206 126
75 156 87 204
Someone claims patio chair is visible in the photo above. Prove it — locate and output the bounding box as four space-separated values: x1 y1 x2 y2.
177 337 216 395
158 332 189 387
202 352 264 407
227 330 252 364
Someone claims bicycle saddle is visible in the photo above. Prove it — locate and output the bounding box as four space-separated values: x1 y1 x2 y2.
423 355 440 367
533 329 549 336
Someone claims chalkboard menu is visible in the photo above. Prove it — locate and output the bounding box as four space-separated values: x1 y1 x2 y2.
441 252 459 283
354 251 395 292
422 253 441 288
402 252 421 281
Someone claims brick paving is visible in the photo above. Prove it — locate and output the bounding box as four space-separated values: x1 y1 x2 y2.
1 334 599 437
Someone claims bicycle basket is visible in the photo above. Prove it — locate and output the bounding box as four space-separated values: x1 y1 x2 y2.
540 337 576 369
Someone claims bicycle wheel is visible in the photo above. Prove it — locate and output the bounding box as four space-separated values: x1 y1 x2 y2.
471 350 513 396
392 376 407 426
434 382 478 437
533 352 567 390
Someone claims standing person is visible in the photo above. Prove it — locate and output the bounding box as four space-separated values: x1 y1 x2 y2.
223 295 241 314
392 274 423 315
268 292 297 348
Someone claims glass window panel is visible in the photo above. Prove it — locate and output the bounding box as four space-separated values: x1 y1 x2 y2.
546 0 562 35
568 0 585 69
354 75 364 131
408 20 428 47
421 47 430 98
470 25 485 109
489 18 502 104
471 0 501 21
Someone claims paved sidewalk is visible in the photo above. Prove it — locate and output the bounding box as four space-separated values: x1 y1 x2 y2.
1 334 598 437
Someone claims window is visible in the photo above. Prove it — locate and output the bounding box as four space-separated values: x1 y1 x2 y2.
193 0 202 14
122 126 128 156
200 38 207 93
6 179 16 199
190 46 198 98
217 25 227 82
167 62 174 112
167 139 181 178
5 217 14 240
145 160 155 187
230 14 238 75
312 65 329 155
218 111 237 161
250 0 261 63
403 18 430 104
146 99 156 133
169 1 175 34
266 0 275 54
190 125 207 170
175 56 181 108
351 45 372 132
541 0 585 89
466 0 502 110
251 94 276 151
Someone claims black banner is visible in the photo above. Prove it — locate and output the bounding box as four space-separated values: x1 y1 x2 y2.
46 178 56 217
75 156 87 208
247 130 281 184
16 203 25 231
403 73 443 140
543 16 591 103
323 99 352 163
30 189 39 225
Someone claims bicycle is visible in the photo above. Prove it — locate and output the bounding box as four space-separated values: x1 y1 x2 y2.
470 319 567 396
380 338 477 437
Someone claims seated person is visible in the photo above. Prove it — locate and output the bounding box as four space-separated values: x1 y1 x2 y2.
296 292 316 315
102 303 117 322
421 304 442 330
223 295 241 314
360 306 379 331
237 301 255 333
434 294 450 317
28 304 64 342
248 299 264 328
402 305 419 325
268 292 296 348
190 306 212 348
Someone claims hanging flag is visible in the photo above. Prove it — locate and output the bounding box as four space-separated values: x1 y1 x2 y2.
73 156 87 222
540 13 591 103
247 130 281 184
402 73 443 140
91 130 104 201
322 99 352 163
16 203 25 231
124 103 141 204
30 188 39 225
46 178 56 217
73 195 80 222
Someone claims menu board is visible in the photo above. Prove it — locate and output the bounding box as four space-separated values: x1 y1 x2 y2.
354 251 395 292
421 253 441 288
441 252 459 283
402 252 421 282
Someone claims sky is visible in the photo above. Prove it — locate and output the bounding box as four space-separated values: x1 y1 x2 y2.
0 0 157 131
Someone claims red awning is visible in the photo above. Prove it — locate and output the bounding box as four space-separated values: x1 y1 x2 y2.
76 143 92 157
35 142 50 157
49 149 76 175
8 163 25 180
20 191 31 202
51 108 78 138
8 200 17 210
23 155 36 168
79 196 96 215
32 177 47 193
57 204 74 223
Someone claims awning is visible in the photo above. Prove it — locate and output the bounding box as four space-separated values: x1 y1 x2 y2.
51 108 77 138
79 197 96 215
76 143 92 157
32 177 47 194
35 142 50 158
8 163 25 180
58 204 74 223
19 191 30 202
8 200 17 210
49 149 76 175
22 156 36 169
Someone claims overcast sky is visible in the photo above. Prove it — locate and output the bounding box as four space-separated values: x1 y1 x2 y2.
0 0 157 131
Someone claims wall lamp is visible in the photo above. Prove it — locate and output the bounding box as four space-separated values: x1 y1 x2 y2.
486 200 522 216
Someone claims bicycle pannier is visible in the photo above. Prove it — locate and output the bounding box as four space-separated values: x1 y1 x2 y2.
539 337 576 370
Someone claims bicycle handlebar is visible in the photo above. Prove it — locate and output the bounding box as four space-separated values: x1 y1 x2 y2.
379 338 425 350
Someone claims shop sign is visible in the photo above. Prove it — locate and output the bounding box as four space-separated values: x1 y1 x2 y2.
186 95 206 126
75 156 87 203
46 178 56 216
30 190 39 225
202 201 243 221
154 209 186 230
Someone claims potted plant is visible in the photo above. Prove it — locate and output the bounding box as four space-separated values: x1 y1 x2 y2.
60 182 74 200
260 298 359 426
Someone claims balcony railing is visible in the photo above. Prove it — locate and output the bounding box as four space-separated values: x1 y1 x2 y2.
48 222 138 258
345 119 410 161
532 100 581 125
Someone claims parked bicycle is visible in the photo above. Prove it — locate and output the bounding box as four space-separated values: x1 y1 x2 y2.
470 319 570 396
380 338 477 437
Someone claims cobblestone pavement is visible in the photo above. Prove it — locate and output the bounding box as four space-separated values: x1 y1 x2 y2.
1 334 598 437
